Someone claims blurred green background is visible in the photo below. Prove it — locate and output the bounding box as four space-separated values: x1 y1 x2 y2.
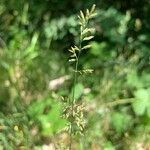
0 0 150 149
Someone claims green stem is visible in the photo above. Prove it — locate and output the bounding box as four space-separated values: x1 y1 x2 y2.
69 57 78 150
69 28 82 150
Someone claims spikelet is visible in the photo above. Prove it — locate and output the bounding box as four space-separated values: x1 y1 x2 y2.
68 4 97 62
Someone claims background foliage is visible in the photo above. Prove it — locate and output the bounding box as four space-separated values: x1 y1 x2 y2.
0 0 150 149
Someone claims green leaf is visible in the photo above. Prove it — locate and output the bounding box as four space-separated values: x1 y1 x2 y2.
72 83 84 100
90 42 113 60
111 112 131 134
127 71 150 88
132 89 150 116
104 141 115 150
27 98 67 136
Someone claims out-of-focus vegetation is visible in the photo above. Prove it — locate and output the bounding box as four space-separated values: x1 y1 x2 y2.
0 0 150 149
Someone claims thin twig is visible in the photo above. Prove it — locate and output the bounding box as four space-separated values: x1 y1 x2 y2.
104 98 135 107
